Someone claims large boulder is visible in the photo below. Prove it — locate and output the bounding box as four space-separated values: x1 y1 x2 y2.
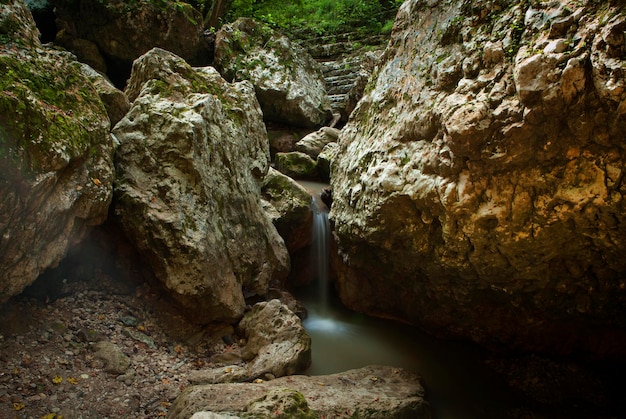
169 365 431 419
0 0 114 302
237 299 311 379
52 0 206 85
330 0 626 355
214 18 332 128
113 48 289 323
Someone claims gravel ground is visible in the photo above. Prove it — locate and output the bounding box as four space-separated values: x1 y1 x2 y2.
0 270 238 419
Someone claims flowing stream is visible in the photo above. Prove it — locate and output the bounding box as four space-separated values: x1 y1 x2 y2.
295 182 519 419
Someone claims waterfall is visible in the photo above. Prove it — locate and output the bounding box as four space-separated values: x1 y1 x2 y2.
311 197 330 312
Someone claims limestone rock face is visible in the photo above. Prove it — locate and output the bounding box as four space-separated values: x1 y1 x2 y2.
237 299 311 378
52 0 206 82
214 18 332 128
0 1 114 302
113 48 289 323
170 365 431 419
261 168 313 254
331 0 626 355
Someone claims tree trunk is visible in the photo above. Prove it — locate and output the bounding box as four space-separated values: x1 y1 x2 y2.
206 0 232 29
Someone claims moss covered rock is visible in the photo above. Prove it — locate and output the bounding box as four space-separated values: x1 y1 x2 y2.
275 151 318 180
246 388 316 419
0 1 114 302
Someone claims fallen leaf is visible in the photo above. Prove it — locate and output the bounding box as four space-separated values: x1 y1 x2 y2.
52 375 63 384
67 377 79 385
41 414 56 419
12 402 25 411
253 378 264 383
92 178 102 186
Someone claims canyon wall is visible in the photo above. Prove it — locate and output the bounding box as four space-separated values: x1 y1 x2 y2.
331 0 626 355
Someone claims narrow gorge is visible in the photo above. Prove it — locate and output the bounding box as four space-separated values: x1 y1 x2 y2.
1 0 625 418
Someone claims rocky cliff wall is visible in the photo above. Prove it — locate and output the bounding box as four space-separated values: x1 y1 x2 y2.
331 0 626 355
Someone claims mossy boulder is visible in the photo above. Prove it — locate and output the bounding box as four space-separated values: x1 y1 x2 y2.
214 18 332 128
0 0 39 47
169 365 431 419
275 151 318 180
0 1 114 301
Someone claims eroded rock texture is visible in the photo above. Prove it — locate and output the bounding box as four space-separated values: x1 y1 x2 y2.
113 48 289 323
170 365 430 419
238 299 311 378
331 0 626 354
0 0 114 302
214 18 333 127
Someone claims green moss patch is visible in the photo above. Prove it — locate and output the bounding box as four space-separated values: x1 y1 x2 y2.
0 49 107 175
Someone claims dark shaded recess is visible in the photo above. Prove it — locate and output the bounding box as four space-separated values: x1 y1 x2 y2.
29 4 57 44
102 54 132 91
22 218 151 303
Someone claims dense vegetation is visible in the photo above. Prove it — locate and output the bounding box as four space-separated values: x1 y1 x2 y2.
24 0 402 39
223 0 403 38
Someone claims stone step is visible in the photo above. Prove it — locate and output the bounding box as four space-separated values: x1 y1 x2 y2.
327 83 355 95
328 94 348 105
325 73 359 85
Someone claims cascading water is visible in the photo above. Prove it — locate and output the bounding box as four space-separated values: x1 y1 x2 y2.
310 196 330 313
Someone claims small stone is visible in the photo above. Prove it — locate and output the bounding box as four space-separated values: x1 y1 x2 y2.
93 341 131 375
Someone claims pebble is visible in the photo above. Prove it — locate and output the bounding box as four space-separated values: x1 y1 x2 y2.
0 275 233 418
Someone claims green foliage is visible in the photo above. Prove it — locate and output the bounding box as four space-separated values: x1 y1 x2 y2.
225 0 403 38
